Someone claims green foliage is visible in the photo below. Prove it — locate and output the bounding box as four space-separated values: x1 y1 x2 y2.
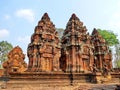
115 60 120 68
0 41 13 68
97 29 119 46
97 29 120 68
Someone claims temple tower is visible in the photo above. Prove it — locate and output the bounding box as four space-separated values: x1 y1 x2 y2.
3 46 27 73
27 13 61 72
60 14 94 72
91 28 112 70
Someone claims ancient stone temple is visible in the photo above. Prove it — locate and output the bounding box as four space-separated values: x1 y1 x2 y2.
27 13 61 72
60 14 94 72
2 13 119 90
3 46 27 73
91 28 112 71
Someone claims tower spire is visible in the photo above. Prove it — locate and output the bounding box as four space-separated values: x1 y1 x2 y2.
41 12 50 21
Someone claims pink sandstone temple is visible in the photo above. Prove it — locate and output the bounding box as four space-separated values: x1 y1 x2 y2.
26 13 112 73
2 13 119 87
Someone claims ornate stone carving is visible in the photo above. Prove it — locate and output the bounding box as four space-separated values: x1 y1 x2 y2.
91 28 112 71
0 13 115 86
60 14 112 73
27 13 61 72
2 13 111 74
60 14 94 72
3 46 27 73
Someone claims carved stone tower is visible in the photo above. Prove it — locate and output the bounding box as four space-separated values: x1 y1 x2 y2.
91 28 112 70
27 13 61 72
60 14 94 72
3 46 27 73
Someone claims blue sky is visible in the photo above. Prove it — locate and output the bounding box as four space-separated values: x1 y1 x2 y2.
0 0 120 62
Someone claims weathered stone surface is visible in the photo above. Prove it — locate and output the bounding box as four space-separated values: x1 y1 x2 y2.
0 82 117 90
60 14 112 73
27 13 61 72
0 69 4 76
60 14 94 73
3 46 27 73
1 13 117 88
91 28 112 71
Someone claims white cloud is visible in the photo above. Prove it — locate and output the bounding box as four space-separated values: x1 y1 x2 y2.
18 36 30 44
4 15 11 20
0 29 9 38
15 9 35 22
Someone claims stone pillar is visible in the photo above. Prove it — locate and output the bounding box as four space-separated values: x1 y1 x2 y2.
76 52 80 72
71 46 76 72
66 53 70 72
99 55 103 70
38 54 41 71
49 58 52 71
78 52 81 72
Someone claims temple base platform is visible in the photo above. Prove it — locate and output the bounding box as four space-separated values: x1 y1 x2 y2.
0 72 120 89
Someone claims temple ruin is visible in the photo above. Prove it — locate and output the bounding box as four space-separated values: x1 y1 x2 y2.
26 13 112 73
3 46 27 73
27 13 61 72
60 14 94 72
1 13 120 88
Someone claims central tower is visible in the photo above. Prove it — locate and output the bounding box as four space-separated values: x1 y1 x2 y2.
27 13 61 72
60 14 94 72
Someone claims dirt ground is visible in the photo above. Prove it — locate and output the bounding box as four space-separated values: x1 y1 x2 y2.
0 82 119 90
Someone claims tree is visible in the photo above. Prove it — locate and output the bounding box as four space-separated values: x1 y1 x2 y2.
97 29 119 46
0 41 13 68
97 29 120 68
